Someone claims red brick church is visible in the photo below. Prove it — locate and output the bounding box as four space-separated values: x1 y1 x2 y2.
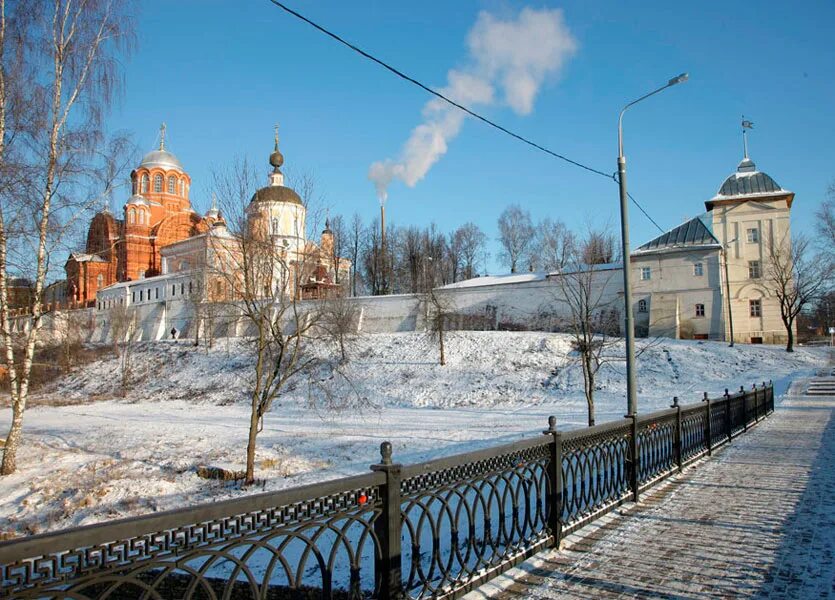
66 126 220 305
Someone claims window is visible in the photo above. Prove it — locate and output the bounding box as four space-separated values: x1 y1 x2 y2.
155 288 159 300
168 176 176 194
171 284 176 296
695 303 705 317
138 270 145 279
153 174 163 193
128 210 135 224
748 260 761 279
141 174 149 193
694 262 703 277
138 210 145 225
180 180 185 196
216 280 223 296
640 267 651 281
179 260 189 272
96 274 103 288
188 281 193 294
272 218 279 235
747 228 759 243
750 299 762 317
132 291 136 303
638 299 647 313
140 290 144 301
180 283 184 295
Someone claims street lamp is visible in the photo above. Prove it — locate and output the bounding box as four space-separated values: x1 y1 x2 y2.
618 72 688 417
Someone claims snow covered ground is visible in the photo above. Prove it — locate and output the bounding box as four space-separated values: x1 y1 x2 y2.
0 332 826 538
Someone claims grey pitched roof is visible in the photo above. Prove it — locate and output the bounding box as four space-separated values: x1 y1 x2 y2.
713 158 785 199
635 215 720 254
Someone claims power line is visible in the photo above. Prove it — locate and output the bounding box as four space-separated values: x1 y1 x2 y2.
265 0 666 234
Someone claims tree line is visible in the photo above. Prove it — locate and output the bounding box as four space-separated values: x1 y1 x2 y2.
328 203 614 297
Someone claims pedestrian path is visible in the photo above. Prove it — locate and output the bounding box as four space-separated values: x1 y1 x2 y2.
468 377 835 599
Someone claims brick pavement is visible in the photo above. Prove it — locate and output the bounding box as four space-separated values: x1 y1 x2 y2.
468 381 835 599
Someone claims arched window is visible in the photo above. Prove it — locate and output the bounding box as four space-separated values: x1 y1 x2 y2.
128 210 135 224
138 210 145 225
638 299 647 313
272 218 279 234
180 180 185 196
96 274 103 288
153 174 163 193
141 174 149 193
168 176 176 194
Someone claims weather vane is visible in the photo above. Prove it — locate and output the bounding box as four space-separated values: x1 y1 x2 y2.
741 116 754 159
160 122 167 151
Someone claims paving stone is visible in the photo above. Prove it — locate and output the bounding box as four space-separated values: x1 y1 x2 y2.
468 384 835 599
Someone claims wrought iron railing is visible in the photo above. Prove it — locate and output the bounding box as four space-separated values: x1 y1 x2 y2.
0 381 774 599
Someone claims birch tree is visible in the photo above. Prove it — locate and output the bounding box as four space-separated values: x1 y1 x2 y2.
0 0 134 475
497 205 533 273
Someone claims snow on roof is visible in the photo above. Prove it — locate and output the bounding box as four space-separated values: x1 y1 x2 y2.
440 272 546 290
441 262 623 290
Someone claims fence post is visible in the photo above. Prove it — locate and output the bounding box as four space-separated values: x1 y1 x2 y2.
671 396 682 472
704 392 712 456
742 385 750 432
764 381 770 414
543 416 563 548
371 442 404 600
627 414 640 502
725 388 733 442
769 379 774 413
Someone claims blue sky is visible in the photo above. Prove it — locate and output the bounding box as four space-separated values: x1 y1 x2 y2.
112 0 835 272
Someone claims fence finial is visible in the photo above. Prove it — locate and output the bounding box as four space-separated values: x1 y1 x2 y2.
380 441 393 465
703 392 709 401
671 396 679 408
547 415 557 431
740 385 745 393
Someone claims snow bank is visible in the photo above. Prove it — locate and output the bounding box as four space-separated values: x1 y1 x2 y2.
0 332 825 537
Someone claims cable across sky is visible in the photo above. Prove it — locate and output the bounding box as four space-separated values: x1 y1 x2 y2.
265 0 666 234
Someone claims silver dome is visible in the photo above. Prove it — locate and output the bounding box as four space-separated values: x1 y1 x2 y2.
138 149 184 171
716 158 783 198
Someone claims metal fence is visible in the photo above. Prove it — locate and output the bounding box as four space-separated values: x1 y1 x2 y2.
0 382 774 599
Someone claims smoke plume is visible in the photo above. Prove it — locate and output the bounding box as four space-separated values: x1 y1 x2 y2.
369 7 577 201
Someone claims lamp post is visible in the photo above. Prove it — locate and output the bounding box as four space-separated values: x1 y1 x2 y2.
722 238 737 347
618 72 688 417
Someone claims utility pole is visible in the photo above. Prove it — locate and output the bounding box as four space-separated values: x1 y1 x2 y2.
722 240 737 347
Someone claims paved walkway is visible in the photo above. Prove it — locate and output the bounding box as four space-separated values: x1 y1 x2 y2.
469 377 835 599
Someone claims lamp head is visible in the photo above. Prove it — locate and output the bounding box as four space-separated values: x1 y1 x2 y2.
668 73 689 86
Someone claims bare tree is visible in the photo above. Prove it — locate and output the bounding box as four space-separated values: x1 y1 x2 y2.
318 294 361 363
455 222 487 280
328 214 345 285
0 0 134 475
425 289 454 366
531 218 574 271
553 230 621 426
815 181 835 258
109 303 137 395
348 213 363 296
212 158 320 485
497 205 534 273
766 233 832 352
